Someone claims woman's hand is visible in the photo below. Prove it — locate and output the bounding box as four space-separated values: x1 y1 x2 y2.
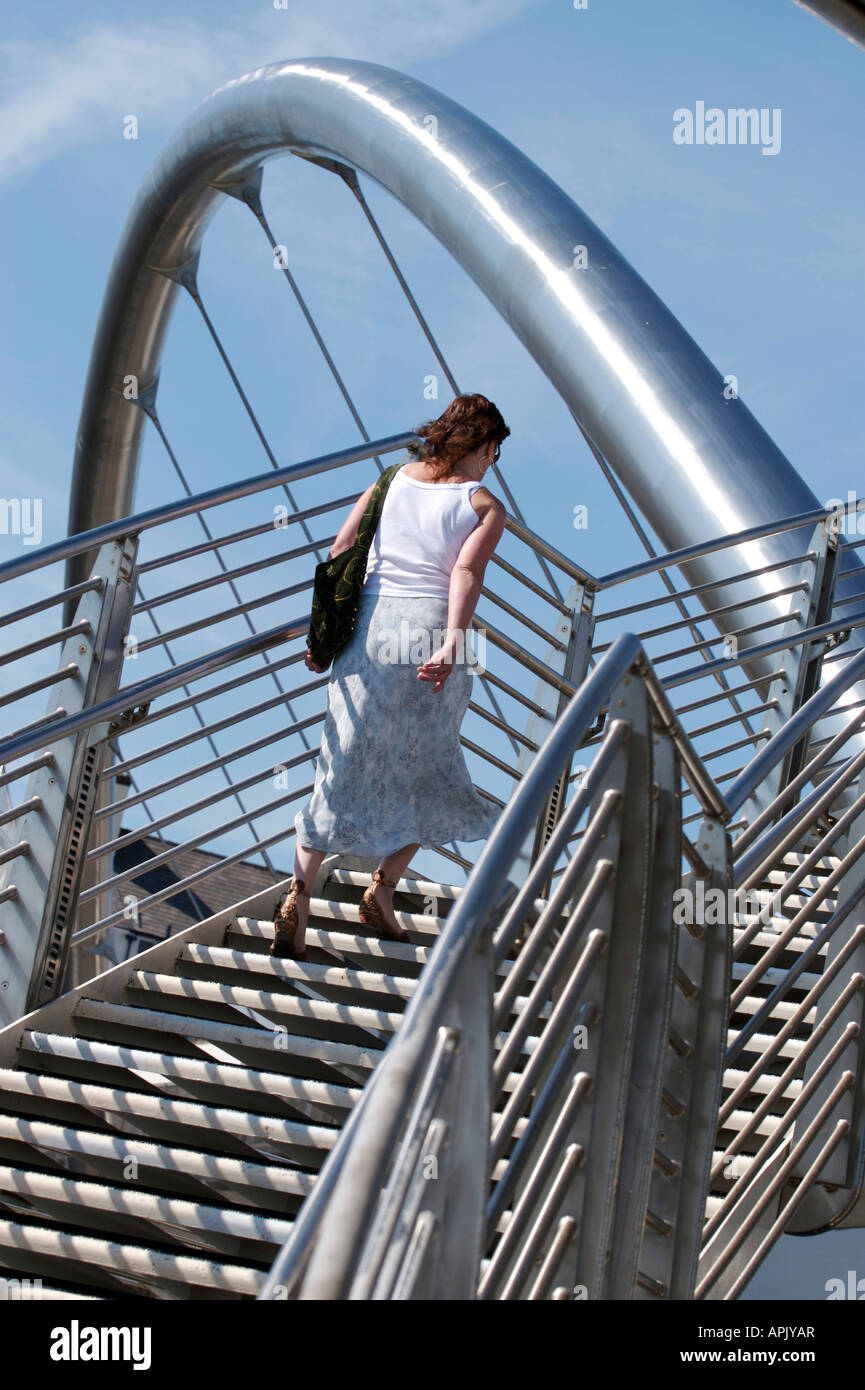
417 639 457 693
305 649 330 674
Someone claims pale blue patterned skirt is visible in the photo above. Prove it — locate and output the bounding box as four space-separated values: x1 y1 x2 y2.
294 590 500 857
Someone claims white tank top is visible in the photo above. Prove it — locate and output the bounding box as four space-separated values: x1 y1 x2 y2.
362 461 485 599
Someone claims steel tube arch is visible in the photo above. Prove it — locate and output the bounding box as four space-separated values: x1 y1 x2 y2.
791 0 865 52
66 56 865 766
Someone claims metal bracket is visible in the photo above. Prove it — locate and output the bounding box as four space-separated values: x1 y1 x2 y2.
108 702 151 737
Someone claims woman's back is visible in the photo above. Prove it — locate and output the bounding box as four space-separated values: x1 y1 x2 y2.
363 460 485 599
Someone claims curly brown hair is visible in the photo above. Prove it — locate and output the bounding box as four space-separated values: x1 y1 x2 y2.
406 393 510 481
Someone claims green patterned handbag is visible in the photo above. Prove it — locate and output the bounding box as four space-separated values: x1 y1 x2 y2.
306 461 403 669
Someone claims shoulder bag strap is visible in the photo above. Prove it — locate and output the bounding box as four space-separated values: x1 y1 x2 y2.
354 459 403 559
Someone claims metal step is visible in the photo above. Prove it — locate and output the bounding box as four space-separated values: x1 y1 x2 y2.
19 1032 362 1114
700 837 847 1295
328 869 463 901
0 1067 340 1159
0 1113 316 1200
0 880 458 1298
0 1216 267 1298
181 943 418 1001
124 969 406 1034
0 1165 293 1253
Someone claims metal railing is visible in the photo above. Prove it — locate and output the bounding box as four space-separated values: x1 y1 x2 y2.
694 649 865 1297
589 507 849 811
257 633 732 1299
6 433 865 1299
5 52 865 1302
531 503 863 882
0 430 591 1026
253 601 865 1300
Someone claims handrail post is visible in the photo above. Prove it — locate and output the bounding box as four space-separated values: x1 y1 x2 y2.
608 714 681 1297
667 814 732 1297
567 670 653 1298
361 920 493 1299
512 580 595 887
738 519 839 827
0 537 139 1025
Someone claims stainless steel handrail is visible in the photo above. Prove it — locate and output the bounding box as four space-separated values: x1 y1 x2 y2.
595 503 834 591
597 552 817 623
657 611 865 693
0 617 310 766
732 704 865 872
258 631 724 1299
254 624 865 1297
725 644 865 814
0 432 416 587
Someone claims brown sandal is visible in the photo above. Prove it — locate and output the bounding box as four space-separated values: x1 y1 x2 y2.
270 877 309 960
358 869 411 944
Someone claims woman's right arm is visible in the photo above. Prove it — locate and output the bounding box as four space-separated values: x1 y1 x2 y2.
304 481 378 673
328 481 377 559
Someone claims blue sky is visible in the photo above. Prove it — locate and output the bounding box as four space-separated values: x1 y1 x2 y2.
1 0 864 1301
1 0 863 560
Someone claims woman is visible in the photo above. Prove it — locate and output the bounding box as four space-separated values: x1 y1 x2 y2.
272 393 509 959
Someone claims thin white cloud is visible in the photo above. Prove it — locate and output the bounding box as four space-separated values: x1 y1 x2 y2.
0 0 534 184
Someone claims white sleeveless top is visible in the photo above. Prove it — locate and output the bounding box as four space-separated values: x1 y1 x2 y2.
362 461 484 599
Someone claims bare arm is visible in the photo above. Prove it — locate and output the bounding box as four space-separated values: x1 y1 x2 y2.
304 482 377 672
443 493 507 636
417 489 506 692
328 482 377 558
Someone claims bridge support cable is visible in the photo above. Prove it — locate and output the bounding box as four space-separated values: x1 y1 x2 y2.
580 415 773 759
232 169 533 765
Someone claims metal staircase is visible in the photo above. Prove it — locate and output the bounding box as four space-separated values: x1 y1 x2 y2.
0 871 455 1299
701 848 843 1294
3 55 865 1300
4 508 865 1298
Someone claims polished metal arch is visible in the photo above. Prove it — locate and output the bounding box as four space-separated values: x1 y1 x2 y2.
67 56 865 756
791 0 865 51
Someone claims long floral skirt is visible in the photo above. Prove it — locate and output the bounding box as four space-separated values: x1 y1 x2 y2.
294 590 500 857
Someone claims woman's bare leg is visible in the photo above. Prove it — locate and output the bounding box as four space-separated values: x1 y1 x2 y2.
294 843 327 890
287 844 327 951
368 841 420 933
